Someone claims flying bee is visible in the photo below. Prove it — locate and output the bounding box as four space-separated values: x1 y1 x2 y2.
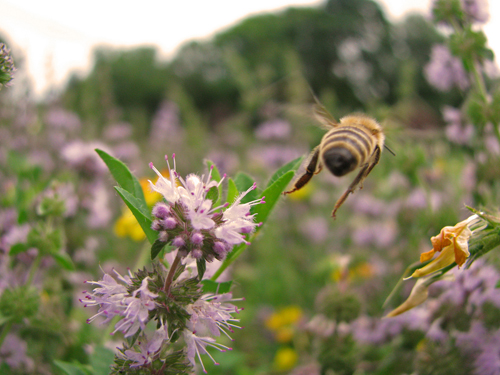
284 100 389 219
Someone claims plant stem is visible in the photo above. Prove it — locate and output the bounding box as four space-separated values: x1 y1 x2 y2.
0 321 13 348
163 253 182 293
25 253 41 286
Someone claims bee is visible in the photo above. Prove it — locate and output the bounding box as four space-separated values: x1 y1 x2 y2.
284 100 389 219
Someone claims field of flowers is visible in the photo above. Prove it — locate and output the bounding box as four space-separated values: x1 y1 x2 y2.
1 0 500 374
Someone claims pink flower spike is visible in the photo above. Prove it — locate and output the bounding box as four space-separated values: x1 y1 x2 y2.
149 162 153 169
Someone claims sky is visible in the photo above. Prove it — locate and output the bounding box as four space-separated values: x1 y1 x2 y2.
0 0 498 96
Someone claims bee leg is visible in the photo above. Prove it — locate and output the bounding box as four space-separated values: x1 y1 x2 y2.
331 146 381 218
283 147 320 195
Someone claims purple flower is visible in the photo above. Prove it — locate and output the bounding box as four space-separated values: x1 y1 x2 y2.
0 334 33 370
120 325 169 368
81 269 132 325
461 0 489 24
113 277 158 337
149 100 183 147
424 44 469 91
255 119 291 140
44 108 81 131
442 106 475 145
103 122 133 140
149 155 263 260
61 141 111 175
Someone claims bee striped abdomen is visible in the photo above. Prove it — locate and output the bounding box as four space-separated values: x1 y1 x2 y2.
320 126 375 177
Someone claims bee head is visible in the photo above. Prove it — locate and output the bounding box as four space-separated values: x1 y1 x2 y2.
322 147 357 177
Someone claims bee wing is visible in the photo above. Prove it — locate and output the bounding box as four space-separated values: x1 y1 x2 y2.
311 94 338 129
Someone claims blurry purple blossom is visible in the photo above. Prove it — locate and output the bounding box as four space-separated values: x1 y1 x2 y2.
445 118 475 145
461 0 489 24
352 220 398 248
149 100 183 146
206 150 239 175
0 334 33 370
84 181 112 228
405 188 428 209
112 141 140 162
38 182 78 217
1 224 30 253
255 119 291 140
44 108 81 131
62 141 111 175
461 161 477 192
300 216 329 244
249 145 305 170
424 45 469 91
482 59 499 79
103 122 133 141
351 194 386 216
484 123 500 155
428 260 500 322
351 308 430 345
73 237 99 266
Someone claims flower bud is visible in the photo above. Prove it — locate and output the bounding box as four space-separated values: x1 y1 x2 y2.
152 202 171 219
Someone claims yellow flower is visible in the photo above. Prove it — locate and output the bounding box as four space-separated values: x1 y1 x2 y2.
410 215 476 278
114 210 146 241
287 182 313 201
265 306 302 330
265 306 302 343
273 347 298 371
385 278 429 317
114 177 163 241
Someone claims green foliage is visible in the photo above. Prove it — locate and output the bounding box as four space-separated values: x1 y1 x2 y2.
0 287 40 324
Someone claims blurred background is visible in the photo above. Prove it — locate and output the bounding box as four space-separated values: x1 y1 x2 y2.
2 0 500 374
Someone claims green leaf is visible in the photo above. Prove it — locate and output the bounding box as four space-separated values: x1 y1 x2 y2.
251 170 296 225
206 186 219 206
201 280 233 294
90 346 115 375
95 148 147 208
234 172 257 203
213 170 297 280
115 187 157 244
9 243 29 256
205 160 222 182
206 160 223 207
53 360 91 375
151 239 167 260
226 178 239 204
197 258 206 280
266 156 304 189
52 252 75 271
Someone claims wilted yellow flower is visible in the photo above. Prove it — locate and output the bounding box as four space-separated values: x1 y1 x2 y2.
385 278 429 317
273 347 298 371
410 215 477 278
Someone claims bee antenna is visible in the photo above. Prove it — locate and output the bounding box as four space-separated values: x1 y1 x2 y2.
384 144 396 156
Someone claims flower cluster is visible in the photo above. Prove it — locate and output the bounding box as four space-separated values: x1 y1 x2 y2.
82 266 243 373
149 154 264 262
0 43 15 89
81 155 264 373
